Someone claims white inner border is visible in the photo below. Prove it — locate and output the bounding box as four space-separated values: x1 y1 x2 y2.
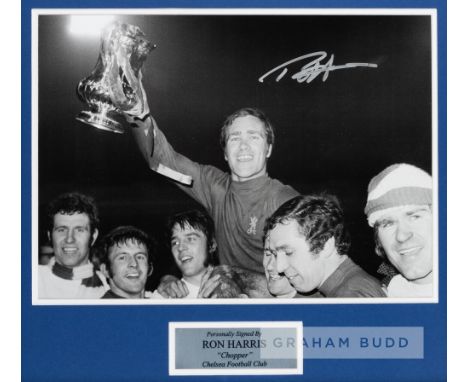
168 321 303 376
31 8 439 305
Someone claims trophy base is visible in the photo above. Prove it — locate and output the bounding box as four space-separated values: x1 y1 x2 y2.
76 111 124 134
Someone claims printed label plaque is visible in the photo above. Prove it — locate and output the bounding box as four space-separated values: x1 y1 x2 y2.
169 322 303 376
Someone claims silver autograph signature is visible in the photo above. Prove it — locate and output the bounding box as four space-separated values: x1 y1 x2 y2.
258 51 378 84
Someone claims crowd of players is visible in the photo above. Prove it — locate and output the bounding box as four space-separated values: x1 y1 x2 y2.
38 81 433 300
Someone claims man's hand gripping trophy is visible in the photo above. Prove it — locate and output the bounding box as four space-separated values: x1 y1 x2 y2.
76 21 192 185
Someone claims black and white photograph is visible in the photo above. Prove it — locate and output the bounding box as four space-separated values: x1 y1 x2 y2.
33 10 436 303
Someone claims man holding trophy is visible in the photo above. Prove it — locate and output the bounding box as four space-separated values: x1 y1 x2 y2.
76 22 298 298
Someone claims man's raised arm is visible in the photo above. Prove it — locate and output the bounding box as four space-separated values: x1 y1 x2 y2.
123 90 193 185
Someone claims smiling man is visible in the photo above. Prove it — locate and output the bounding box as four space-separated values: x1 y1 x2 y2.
152 209 269 299
154 209 218 298
263 194 385 298
96 226 155 299
38 192 109 299
365 163 433 297
262 246 297 298
121 90 298 297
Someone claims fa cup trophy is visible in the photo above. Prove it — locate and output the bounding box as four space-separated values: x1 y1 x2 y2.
76 22 155 133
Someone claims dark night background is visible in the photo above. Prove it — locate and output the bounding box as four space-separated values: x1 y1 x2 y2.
37 14 432 288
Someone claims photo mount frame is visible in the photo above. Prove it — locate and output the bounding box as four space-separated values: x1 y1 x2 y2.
22 2 447 381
